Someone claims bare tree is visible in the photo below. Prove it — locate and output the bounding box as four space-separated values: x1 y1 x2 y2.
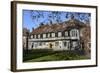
30 10 91 25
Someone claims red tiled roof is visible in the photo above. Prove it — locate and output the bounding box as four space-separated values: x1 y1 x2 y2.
31 19 86 35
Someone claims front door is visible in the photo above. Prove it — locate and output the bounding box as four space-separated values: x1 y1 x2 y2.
49 43 53 48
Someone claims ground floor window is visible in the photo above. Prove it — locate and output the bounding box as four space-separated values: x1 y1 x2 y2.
72 41 78 47
31 43 34 48
68 42 70 49
63 42 67 47
49 43 53 48
34 43 38 48
63 41 70 49
39 42 42 46
55 42 59 46
43 42 46 45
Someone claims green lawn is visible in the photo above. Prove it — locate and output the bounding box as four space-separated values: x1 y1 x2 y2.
23 49 90 62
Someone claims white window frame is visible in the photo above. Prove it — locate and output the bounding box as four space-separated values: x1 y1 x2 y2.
51 33 55 37
48 33 50 38
31 35 33 38
65 31 68 36
39 42 42 46
31 43 34 48
34 35 36 38
55 42 59 46
58 32 62 37
43 34 46 38
63 41 67 47
70 29 79 37
38 34 40 38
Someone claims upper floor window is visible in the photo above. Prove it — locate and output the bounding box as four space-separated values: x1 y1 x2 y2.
47 33 50 38
38 34 40 38
65 31 68 37
43 34 46 38
58 32 62 37
31 35 33 38
34 35 37 38
51 33 55 37
70 29 79 37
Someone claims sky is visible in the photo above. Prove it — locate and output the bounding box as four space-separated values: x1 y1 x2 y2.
23 10 91 32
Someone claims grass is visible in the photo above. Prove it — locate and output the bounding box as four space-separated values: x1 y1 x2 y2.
23 49 54 61
23 49 90 62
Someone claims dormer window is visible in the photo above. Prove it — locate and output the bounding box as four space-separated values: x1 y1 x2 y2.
43 34 46 38
47 33 50 38
51 33 55 37
31 35 33 38
34 35 36 38
38 34 40 38
58 32 62 37
65 31 68 37
70 29 79 37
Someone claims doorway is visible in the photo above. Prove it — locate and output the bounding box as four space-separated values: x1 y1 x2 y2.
49 43 53 48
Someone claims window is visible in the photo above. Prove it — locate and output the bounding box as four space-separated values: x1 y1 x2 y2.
55 33 58 37
72 30 75 36
72 42 78 47
68 42 70 49
43 42 45 45
39 42 42 46
31 43 34 48
63 41 70 49
70 29 78 37
48 33 50 38
38 34 40 38
55 42 59 46
31 35 33 38
43 34 46 38
58 32 62 37
51 33 55 37
34 35 36 38
65 31 68 36
35 43 37 48
64 42 67 47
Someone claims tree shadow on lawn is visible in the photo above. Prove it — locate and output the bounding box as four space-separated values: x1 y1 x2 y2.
23 49 90 62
